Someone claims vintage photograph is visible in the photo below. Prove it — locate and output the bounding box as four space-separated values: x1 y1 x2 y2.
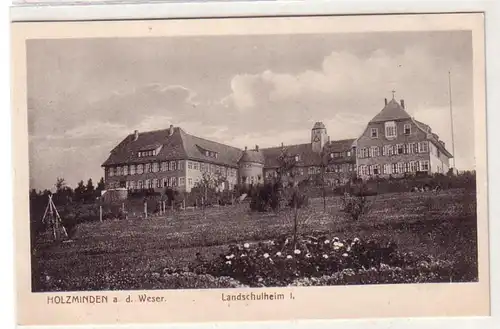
12 13 489 325
26 28 481 292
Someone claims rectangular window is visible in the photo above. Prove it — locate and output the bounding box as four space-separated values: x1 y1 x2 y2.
404 162 411 173
373 165 380 175
161 162 168 172
162 178 169 187
397 162 405 173
392 163 398 174
179 177 185 186
145 163 151 173
137 180 143 189
188 178 193 186
171 177 177 187
409 143 418 154
404 124 411 135
418 141 429 153
123 166 128 176
130 165 136 175
385 121 397 138
187 161 193 170
109 167 114 177
129 181 136 189
410 161 419 172
397 144 404 155
178 161 184 170
371 146 380 157
347 150 352 157
137 164 144 174
403 144 410 154
193 162 199 170
420 160 430 171
145 179 151 189
383 163 391 174
370 128 378 138
152 163 159 173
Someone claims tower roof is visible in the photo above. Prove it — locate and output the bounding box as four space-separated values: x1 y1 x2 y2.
312 122 326 129
238 149 265 164
370 99 411 123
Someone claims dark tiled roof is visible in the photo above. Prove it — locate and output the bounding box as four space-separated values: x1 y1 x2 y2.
179 129 242 167
261 139 355 168
324 139 356 153
412 119 453 158
370 99 411 123
102 127 242 167
238 150 265 164
312 122 326 129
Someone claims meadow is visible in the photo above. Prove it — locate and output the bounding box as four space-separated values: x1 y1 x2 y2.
32 188 477 291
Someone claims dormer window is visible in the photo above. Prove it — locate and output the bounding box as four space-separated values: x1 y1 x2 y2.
404 124 411 135
138 149 157 157
370 128 378 138
295 155 300 162
385 121 397 138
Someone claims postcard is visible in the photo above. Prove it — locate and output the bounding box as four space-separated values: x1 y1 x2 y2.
11 12 489 326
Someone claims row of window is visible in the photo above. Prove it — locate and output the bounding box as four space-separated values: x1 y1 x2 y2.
358 160 430 176
137 149 158 158
108 176 232 190
374 121 411 139
357 141 429 159
109 161 183 177
187 161 237 177
329 150 353 158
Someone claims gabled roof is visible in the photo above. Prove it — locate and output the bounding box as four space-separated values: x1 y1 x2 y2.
261 139 356 168
178 129 242 167
370 99 411 123
412 119 453 158
102 127 242 167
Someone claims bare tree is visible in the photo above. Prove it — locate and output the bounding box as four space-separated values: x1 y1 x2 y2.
193 171 226 219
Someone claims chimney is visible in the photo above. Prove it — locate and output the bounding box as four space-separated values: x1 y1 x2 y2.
169 124 174 136
384 98 388 105
400 99 405 109
281 142 284 148
255 145 259 151
133 130 139 141
244 146 247 151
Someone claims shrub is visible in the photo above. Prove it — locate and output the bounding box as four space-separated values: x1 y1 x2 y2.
192 234 423 287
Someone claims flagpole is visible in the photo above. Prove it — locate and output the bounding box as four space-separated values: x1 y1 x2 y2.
448 70 456 170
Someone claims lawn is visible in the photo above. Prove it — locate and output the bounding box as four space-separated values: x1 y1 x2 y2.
32 188 477 291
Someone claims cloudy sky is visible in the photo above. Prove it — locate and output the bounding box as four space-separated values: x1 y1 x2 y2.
27 31 474 190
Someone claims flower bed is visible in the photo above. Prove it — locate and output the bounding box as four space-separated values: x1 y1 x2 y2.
192 234 473 287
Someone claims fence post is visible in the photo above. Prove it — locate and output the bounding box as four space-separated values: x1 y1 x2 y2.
144 201 147 219
99 205 103 222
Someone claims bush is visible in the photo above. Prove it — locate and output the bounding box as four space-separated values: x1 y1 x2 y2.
249 183 281 212
192 234 428 287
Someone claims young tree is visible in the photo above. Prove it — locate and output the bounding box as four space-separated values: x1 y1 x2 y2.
192 171 226 219
74 180 85 203
85 178 95 202
96 177 105 194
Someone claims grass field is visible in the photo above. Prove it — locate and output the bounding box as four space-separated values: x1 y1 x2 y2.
32 188 477 291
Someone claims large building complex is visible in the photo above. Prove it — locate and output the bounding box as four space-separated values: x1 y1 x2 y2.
102 96 453 193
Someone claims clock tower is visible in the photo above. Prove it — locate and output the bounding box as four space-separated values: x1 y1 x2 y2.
311 122 328 153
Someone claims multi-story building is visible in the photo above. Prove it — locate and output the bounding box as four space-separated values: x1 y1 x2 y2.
102 123 357 192
101 95 453 192
355 97 452 179
101 125 241 193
